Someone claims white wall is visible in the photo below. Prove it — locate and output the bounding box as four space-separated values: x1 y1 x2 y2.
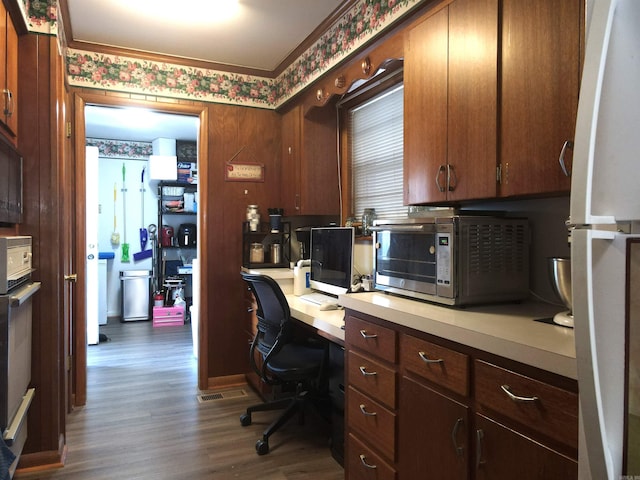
98 157 158 317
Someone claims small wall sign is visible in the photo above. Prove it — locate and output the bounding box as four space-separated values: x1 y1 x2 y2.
225 162 264 182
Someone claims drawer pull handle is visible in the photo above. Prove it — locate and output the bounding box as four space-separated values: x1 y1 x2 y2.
418 351 444 364
359 366 377 376
501 384 538 402
359 454 377 469
476 429 485 469
451 417 464 456
360 329 378 339
359 404 377 416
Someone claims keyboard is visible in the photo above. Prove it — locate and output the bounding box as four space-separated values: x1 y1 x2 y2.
299 292 339 306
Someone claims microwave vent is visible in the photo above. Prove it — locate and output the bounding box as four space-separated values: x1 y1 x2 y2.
466 222 528 275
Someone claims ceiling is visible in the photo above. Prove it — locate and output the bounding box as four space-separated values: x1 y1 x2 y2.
84 106 200 143
73 0 346 143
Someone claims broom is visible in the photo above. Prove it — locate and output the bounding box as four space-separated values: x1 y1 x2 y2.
110 183 120 246
121 163 130 262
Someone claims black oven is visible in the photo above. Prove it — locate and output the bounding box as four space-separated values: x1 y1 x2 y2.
0 281 39 478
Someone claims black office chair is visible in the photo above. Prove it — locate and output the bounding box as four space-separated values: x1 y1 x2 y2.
239 272 327 455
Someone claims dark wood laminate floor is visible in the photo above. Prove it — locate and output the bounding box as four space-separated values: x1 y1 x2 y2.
19 319 343 480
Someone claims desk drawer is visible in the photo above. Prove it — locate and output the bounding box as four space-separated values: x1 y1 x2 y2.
475 360 578 450
347 386 396 460
348 350 396 409
346 315 396 363
347 433 396 480
400 334 469 397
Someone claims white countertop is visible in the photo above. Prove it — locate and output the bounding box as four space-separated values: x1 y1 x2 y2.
243 267 577 379
286 294 347 344
338 292 576 379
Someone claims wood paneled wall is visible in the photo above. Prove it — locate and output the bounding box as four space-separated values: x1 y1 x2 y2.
17 32 67 464
205 103 281 381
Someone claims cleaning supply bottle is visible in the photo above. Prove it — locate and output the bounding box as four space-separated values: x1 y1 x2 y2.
293 259 311 296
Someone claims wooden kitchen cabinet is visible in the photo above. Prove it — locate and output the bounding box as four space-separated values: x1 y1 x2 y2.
498 0 582 197
475 414 577 479
344 308 578 480
403 0 582 204
403 0 497 204
280 104 339 216
474 359 578 479
398 377 470 480
0 2 17 142
345 313 398 479
398 332 470 480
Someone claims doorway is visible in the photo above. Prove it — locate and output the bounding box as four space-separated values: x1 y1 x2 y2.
73 92 210 406
84 106 198 336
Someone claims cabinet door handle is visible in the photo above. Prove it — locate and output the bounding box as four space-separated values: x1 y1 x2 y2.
359 454 377 469
559 140 574 177
3 89 13 117
500 384 538 402
359 366 377 376
447 164 457 191
475 429 485 469
451 417 464 457
359 404 377 416
436 165 446 192
359 329 378 339
418 351 443 364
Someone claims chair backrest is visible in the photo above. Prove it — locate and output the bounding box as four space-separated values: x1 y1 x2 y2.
241 272 292 380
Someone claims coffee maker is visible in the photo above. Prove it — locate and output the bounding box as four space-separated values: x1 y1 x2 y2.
295 227 312 260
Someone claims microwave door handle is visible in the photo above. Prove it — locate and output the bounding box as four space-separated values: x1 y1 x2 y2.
368 225 426 233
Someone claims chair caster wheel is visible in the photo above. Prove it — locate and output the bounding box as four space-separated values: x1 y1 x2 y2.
240 413 251 426
255 439 269 455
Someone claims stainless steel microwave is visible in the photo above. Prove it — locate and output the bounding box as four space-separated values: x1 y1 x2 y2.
371 216 530 306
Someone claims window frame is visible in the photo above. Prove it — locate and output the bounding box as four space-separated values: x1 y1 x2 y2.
338 67 404 225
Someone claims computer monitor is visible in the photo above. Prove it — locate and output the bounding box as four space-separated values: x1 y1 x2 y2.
309 226 355 296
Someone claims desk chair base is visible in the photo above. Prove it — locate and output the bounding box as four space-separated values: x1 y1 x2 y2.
240 389 310 455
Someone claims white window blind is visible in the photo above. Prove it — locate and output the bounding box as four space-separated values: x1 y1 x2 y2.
348 84 405 220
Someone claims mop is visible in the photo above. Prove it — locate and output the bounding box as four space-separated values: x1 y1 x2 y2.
133 167 153 261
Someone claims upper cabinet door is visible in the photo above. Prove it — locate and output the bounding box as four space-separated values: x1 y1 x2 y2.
447 0 498 202
403 0 498 205
281 106 301 215
499 0 581 197
0 4 17 141
280 105 339 216
403 7 449 205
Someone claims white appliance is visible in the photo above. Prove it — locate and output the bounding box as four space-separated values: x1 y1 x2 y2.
86 146 100 345
569 0 640 478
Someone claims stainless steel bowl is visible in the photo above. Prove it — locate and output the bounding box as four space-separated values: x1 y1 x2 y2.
548 257 572 313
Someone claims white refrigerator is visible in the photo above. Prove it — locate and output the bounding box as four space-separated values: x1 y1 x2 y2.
569 0 640 478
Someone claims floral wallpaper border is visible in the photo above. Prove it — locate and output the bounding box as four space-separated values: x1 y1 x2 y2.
22 0 58 35
26 0 426 108
86 138 153 159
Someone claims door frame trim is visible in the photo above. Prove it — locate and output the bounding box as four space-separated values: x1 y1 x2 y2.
72 92 209 405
